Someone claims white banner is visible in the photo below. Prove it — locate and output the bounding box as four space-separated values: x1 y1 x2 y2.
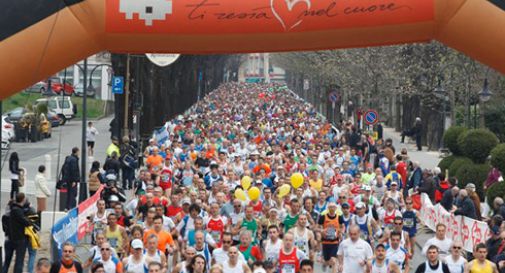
420 193 491 252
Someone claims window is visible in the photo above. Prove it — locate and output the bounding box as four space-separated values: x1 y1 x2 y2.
48 101 57 109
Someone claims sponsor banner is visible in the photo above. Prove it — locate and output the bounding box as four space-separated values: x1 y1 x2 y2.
420 193 491 252
106 0 434 34
51 208 78 253
77 185 105 240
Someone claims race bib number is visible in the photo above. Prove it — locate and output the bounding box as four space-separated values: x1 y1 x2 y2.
281 264 295 273
211 231 221 243
326 225 336 240
404 218 414 228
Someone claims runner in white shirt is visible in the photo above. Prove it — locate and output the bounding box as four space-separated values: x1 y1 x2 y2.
368 244 400 273
263 225 283 266
337 225 373 273
421 223 453 259
222 246 251 273
212 233 246 265
123 239 148 273
385 232 410 273
443 242 467 273
288 214 315 259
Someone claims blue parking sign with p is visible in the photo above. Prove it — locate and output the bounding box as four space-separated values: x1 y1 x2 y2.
112 76 124 94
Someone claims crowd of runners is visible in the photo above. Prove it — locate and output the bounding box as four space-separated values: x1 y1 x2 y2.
3 82 500 273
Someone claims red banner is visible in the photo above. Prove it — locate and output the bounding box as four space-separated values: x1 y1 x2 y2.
77 185 104 240
106 0 434 34
420 193 490 252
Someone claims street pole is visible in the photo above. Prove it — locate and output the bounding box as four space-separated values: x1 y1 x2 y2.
466 80 471 128
79 58 88 202
124 54 131 137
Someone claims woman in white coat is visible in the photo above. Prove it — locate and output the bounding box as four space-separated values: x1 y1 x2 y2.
34 165 51 214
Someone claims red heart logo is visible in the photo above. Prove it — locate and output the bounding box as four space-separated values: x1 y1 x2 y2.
271 0 312 30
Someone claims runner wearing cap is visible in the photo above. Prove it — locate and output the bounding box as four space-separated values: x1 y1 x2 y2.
383 181 405 209
353 202 381 244
338 203 355 237
368 244 400 273
123 239 148 273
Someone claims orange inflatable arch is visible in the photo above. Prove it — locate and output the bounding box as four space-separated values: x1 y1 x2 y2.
1 0 504 97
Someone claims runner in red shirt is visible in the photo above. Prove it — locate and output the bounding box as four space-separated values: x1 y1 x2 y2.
278 232 306 273
206 203 228 247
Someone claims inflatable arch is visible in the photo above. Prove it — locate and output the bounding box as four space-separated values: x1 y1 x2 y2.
1 0 505 97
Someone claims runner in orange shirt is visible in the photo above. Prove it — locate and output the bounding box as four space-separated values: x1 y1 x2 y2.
143 215 176 255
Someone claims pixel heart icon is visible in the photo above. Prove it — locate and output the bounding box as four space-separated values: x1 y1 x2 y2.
271 0 312 31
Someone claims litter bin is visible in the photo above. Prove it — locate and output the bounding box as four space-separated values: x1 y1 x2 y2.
59 188 68 211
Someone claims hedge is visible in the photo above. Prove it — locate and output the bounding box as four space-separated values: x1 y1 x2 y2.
443 126 467 156
455 163 491 201
448 157 473 177
486 182 505 208
438 155 457 173
491 144 505 174
458 129 499 164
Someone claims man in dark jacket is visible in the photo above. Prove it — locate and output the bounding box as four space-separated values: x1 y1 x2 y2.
408 162 423 192
418 169 435 202
440 186 459 212
62 147 80 210
2 193 32 273
453 189 477 219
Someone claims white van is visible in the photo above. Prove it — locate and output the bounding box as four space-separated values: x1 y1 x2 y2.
36 97 76 125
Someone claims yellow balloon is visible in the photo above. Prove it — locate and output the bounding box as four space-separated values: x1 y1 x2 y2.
278 184 291 198
234 189 247 201
248 186 261 201
291 173 304 189
241 176 252 190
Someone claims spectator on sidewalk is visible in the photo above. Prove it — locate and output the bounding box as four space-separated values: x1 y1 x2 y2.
440 185 459 212
453 189 477 220
494 198 505 220
34 165 51 216
62 147 80 210
465 183 482 220
2 193 32 273
417 169 435 202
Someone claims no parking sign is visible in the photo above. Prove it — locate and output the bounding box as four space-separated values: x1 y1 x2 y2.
364 109 379 125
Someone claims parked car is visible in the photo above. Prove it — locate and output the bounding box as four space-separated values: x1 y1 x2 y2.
24 81 46 93
74 82 96 98
36 97 76 125
4 107 25 124
39 77 75 96
2 115 15 140
47 110 62 127
2 134 9 150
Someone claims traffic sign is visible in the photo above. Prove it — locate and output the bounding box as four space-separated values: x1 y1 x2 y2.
112 76 124 94
364 109 379 125
328 91 339 103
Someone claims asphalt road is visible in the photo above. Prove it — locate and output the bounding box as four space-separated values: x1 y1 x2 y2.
0 116 113 211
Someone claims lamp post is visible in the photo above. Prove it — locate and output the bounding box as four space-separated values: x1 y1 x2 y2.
74 61 113 202
478 78 493 128
434 76 448 148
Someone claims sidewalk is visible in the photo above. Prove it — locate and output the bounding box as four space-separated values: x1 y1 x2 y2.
383 126 441 170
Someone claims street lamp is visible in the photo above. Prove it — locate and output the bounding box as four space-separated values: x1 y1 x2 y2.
479 78 493 102
434 76 448 149
478 78 493 128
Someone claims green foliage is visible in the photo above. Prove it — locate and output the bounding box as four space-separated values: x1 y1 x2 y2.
486 182 505 208
455 163 491 201
36 103 48 115
457 129 499 163
438 155 457 173
449 157 473 177
484 104 505 142
443 126 467 155
491 144 505 174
